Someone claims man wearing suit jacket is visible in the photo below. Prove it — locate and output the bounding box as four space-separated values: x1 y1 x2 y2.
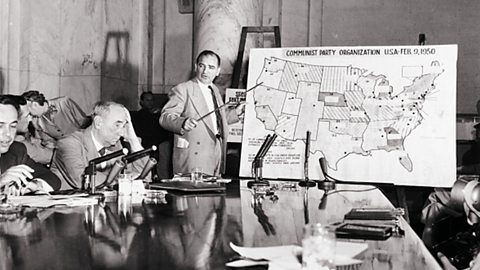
21 90 91 148
0 96 61 195
160 50 244 176
51 101 147 190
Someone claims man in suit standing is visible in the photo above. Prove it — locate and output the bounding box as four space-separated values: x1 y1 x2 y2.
0 96 61 195
160 50 244 177
51 101 148 190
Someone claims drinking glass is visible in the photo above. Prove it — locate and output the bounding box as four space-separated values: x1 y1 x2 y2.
302 223 336 270
118 173 133 196
191 167 203 182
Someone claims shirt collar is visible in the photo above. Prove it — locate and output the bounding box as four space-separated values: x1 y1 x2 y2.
90 130 104 152
197 81 212 91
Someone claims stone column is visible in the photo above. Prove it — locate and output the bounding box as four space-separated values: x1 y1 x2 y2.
0 0 21 94
193 0 261 91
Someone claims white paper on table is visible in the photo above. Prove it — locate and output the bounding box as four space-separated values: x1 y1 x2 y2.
228 241 367 268
8 194 98 208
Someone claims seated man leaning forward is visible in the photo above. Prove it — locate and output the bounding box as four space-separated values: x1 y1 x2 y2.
0 96 61 195
51 101 148 190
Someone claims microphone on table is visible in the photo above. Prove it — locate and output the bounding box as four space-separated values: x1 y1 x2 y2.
85 148 129 193
122 145 157 163
299 131 316 188
317 157 336 191
122 146 157 181
317 157 338 209
315 157 395 210
97 159 126 189
137 157 158 180
248 133 277 189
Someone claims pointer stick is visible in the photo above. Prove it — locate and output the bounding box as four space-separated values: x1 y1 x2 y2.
196 81 264 121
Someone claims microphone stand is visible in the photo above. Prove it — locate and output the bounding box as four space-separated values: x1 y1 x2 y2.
84 148 129 194
248 133 277 189
299 130 316 188
316 157 396 210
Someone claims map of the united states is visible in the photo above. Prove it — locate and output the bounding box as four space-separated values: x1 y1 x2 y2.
253 57 443 171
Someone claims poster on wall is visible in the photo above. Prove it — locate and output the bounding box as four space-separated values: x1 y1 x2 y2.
225 88 246 143
239 45 457 187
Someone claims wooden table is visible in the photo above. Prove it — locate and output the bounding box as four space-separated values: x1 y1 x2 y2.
0 180 441 270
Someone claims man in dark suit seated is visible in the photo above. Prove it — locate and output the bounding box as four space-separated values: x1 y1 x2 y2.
0 96 61 195
51 101 148 190
130 91 173 179
421 173 480 269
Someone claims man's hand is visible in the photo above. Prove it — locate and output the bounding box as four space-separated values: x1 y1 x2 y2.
123 107 143 151
437 252 456 270
0 165 34 190
182 118 198 132
234 102 246 116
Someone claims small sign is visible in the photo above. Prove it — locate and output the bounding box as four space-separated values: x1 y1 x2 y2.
225 88 246 143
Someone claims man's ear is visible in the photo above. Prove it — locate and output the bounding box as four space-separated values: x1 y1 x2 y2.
93 115 102 128
215 67 221 77
31 102 40 110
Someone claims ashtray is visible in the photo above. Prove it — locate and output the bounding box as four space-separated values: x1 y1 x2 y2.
143 189 167 205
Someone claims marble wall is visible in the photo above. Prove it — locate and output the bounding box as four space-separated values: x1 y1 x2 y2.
0 0 149 112
194 0 262 90
2 0 480 113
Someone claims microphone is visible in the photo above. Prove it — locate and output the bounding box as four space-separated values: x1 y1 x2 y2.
89 148 129 166
97 159 126 189
254 134 271 162
319 157 328 176
136 157 157 180
85 148 129 193
248 133 277 189
317 157 335 210
317 157 336 191
260 133 277 159
299 131 315 188
315 157 394 210
122 145 157 163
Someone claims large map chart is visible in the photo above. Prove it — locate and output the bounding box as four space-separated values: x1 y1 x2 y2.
239 45 457 187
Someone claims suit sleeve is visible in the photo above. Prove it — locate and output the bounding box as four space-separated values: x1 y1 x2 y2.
65 98 90 129
53 136 87 189
16 144 61 191
421 188 462 226
159 85 189 135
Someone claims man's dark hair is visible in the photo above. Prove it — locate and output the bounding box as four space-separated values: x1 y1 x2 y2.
4 95 26 106
21 90 47 106
196 50 221 66
140 91 153 101
0 95 20 113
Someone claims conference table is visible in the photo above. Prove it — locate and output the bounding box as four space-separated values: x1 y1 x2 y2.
0 180 441 270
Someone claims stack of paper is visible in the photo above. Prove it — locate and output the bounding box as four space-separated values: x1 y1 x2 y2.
227 241 367 269
8 194 98 208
